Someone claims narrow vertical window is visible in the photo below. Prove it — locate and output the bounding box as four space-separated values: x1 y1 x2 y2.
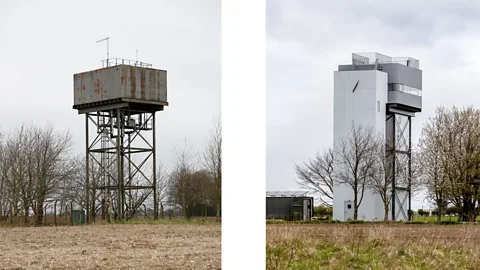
377 101 380 112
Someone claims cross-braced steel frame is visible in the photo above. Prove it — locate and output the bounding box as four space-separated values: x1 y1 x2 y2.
386 112 412 221
84 107 158 222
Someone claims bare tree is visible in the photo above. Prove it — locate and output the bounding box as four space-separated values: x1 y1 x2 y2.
155 163 169 218
0 131 6 221
21 127 37 223
420 108 451 222
63 155 93 220
202 117 222 221
335 123 378 220
366 133 424 222
32 124 75 225
408 149 424 197
367 137 394 221
191 169 214 218
54 154 105 223
295 148 334 206
0 125 76 225
419 106 480 222
3 126 34 223
156 164 169 204
169 141 197 219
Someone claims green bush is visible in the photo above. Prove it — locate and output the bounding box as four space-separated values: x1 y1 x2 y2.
418 209 430 217
438 220 458 225
314 205 333 217
405 221 428 224
446 206 460 216
347 220 365 224
292 212 302 221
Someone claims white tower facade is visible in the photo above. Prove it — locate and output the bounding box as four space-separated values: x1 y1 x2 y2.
332 52 422 221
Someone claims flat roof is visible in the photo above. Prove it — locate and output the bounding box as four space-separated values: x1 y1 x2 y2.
352 52 419 69
266 191 309 197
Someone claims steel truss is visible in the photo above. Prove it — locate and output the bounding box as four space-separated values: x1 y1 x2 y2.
386 112 412 221
85 108 158 222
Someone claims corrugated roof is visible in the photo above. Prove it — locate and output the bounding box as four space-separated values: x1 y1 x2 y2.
266 191 309 197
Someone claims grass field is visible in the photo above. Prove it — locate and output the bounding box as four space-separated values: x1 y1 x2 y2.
0 221 221 269
412 215 480 222
266 223 480 269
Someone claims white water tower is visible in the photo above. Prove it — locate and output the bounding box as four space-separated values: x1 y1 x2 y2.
332 52 422 221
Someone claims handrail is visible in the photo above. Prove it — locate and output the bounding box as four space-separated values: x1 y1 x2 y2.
100 58 153 68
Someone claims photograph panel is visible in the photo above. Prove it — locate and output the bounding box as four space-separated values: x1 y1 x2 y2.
266 0 480 268
0 1 221 269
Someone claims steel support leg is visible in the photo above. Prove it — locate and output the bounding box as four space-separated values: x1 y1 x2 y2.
153 112 158 220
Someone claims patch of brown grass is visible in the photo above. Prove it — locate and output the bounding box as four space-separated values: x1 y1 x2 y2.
0 223 221 269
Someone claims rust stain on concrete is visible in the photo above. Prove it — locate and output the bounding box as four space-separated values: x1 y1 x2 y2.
130 66 136 98
140 69 146 100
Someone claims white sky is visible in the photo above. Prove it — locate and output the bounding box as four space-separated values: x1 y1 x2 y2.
0 0 220 173
266 0 480 210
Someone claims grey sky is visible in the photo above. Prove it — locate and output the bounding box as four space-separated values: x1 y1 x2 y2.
0 0 220 172
267 0 480 209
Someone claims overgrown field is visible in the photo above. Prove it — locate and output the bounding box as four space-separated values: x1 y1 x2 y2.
0 223 221 269
266 223 480 269
412 215 480 222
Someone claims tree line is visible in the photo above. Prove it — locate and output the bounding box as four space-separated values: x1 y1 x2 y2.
0 118 221 225
296 106 480 222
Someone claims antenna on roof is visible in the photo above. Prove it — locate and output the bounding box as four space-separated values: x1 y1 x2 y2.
96 37 110 67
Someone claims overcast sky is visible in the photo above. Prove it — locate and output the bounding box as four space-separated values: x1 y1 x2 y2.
266 0 480 210
0 0 220 172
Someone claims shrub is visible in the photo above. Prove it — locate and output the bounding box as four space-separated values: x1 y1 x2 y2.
418 209 430 217
438 220 458 225
405 221 428 224
291 212 303 221
314 205 333 217
446 206 460 216
347 220 365 224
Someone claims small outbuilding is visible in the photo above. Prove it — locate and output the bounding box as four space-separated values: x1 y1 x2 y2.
266 191 314 221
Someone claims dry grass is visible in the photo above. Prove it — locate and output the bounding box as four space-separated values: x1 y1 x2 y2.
0 223 221 269
0 215 220 226
266 223 480 269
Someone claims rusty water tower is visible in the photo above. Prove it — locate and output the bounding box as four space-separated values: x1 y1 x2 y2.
73 58 168 222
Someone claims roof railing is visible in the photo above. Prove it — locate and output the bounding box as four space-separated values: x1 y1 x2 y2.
266 191 309 197
100 57 153 68
352 53 369 65
352 53 419 69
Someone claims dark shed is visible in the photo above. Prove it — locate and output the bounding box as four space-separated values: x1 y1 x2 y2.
266 191 314 221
